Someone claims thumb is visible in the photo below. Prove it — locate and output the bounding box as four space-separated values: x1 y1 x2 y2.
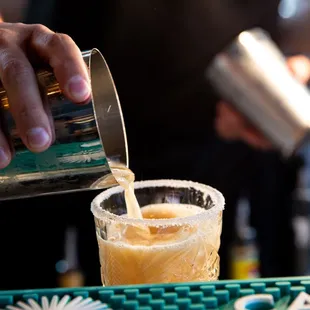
287 55 310 85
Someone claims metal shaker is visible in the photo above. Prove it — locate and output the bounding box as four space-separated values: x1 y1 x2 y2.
0 48 128 200
206 28 310 157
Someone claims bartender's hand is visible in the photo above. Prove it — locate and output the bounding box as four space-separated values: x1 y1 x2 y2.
0 22 91 168
215 55 310 150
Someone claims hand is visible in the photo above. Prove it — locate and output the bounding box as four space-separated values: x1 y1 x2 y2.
0 22 91 168
287 55 310 85
215 55 310 150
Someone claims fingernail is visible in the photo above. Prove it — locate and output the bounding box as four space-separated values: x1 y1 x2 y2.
67 75 91 102
0 147 9 164
27 127 50 149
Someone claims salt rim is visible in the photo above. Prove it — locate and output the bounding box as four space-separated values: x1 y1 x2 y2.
91 179 225 226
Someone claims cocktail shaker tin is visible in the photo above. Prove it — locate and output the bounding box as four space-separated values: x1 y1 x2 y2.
0 48 128 200
206 28 310 157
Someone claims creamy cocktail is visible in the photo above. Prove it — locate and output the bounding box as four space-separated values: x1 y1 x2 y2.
91 179 224 286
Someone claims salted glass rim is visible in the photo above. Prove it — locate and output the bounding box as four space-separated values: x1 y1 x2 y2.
91 179 225 226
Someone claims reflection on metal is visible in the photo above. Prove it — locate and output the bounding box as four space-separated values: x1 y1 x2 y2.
0 48 128 200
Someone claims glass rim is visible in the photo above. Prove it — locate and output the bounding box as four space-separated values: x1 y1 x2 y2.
91 179 225 226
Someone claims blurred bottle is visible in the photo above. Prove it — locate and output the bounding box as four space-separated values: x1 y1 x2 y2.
56 226 85 287
292 142 310 276
230 196 260 279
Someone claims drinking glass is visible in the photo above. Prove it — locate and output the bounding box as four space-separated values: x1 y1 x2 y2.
91 179 224 286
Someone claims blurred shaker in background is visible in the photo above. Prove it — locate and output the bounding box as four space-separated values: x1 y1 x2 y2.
206 28 310 157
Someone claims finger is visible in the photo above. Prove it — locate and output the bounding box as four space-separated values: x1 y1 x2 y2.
215 101 247 139
29 24 91 103
217 101 272 149
287 55 310 84
241 127 273 150
0 45 52 152
0 127 11 168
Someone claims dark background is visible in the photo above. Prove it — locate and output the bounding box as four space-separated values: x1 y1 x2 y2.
0 0 309 290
